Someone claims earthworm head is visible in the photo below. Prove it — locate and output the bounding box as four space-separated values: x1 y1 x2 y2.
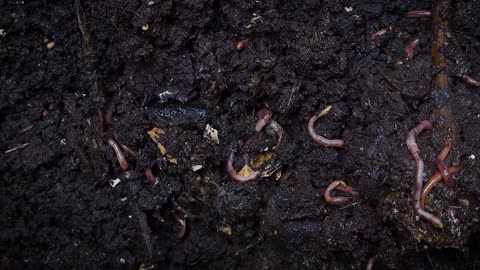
255 108 273 132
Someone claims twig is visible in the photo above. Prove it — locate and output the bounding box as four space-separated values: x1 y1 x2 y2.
4 143 29 154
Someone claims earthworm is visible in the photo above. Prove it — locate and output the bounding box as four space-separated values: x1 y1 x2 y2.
121 144 139 157
434 140 455 187
227 149 260 182
324 180 359 206
406 120 443 229
421 166 461 209
104 100 113 125
268 120 286 151
461 75 480 87
404 10 432 18
256 108 273 132
118 144 157 185
144 167 156 185
171 210 187 239
107 138 129 171
366 256 376 270
370 28 388 41
236 37 250 51
405 37 420 60
308 105 344 148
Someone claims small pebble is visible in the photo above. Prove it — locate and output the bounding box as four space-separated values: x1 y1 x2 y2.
47 42 55 49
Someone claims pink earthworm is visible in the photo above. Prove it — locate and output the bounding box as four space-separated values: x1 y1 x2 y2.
461 75 480 87
227 149 260 182
404 10 432 18
171 210 187 239
107 138 129 171
421 166 461 209
434 140 455 187
308 105 344 148
406 120 443 229
405 37 420 60
256 108 273 132
324 180 359 206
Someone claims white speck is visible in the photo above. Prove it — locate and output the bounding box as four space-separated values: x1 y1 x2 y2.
109 178 121 188
344 6 353 12
0 29 6 36
147 1 154 6
128 215 132 219
204 124 219 144
60 139 67 145
120 258 126 264
469 154 475 160
158 90 173 102
120 197 128 202
192 164 203 171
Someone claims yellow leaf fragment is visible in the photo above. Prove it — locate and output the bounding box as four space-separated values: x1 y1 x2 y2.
238 165 255 177
217 224 232 235
147 127 177 163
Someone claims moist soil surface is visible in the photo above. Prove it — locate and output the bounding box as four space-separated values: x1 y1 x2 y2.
1 0 480 269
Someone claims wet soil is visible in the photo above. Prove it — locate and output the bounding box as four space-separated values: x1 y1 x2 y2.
1 0 480 269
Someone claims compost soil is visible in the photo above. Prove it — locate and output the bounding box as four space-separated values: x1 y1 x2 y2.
1 0 480 269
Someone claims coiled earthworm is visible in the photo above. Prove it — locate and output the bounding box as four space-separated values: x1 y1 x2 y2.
308 105 344 148
404 10 431 18
324 180 359 206
108 138 129 171
171 209 187 239
405 37 420 60
461 75 480 87
406 120 443 229
421 166 461 209
256 108 273 132
227 149 260 182
434 140 455 187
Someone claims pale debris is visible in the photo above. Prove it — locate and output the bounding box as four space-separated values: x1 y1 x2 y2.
109 178 121 188
192 164 203 171
204 124 219 144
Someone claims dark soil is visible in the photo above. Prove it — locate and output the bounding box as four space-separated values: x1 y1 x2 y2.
1 0 480 269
